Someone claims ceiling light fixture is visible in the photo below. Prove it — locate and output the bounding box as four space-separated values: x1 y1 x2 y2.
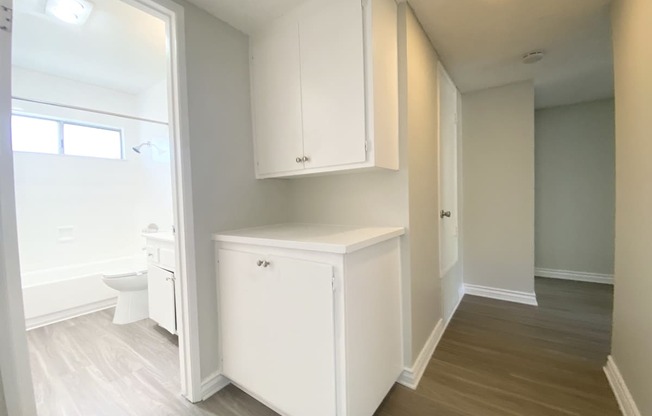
522 50 545 64
45 0 93 25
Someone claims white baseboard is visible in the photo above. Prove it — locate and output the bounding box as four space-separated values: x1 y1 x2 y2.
397 319 445 389
26 298 117 330
446 284 465 322
604 355 642 416
398 282 465 390
464 283 538 306
200 372 230 401
535 268 613 285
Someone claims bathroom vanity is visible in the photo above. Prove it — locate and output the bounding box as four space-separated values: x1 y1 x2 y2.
213 224 404 416
143 232 177 334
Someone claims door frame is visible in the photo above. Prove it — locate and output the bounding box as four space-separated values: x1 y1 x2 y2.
0 0 204 410
0 1 38 413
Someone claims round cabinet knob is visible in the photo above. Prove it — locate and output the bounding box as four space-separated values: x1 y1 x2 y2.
257 260 264 266
296 157 303 163
302 156 310 162
262 261 271 268
440 210 452 218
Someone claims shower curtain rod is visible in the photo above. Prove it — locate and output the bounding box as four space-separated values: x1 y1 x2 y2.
11 96 169 126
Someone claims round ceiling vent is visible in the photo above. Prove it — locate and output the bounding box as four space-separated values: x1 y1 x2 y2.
522 50 545 64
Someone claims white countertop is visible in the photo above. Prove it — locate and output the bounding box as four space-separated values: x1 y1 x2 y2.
212 224 405 254
142 231 175 243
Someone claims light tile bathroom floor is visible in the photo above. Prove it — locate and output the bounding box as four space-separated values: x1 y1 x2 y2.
26 308 276 416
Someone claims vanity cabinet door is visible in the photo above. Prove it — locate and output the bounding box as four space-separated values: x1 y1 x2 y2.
218 249 336 416
147 265 176 334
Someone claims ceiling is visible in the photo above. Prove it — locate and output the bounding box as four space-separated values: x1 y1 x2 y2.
182 0 307 34
184 0 614 109
13 0 167 94
407 0 614 108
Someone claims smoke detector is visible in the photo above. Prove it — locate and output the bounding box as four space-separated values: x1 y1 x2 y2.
522 50 545 64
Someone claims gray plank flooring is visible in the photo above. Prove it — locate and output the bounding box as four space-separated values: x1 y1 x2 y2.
27 277 619 415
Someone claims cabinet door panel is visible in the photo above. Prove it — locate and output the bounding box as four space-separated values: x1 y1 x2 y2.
147 266 176 334
251 21 305 176
219 249 336 416
299 0 367 169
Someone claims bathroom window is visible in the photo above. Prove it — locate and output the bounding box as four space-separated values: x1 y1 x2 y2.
11 114 124 160
11 115 60 154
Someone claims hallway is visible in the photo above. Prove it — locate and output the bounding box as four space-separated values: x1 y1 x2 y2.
376 277 619 415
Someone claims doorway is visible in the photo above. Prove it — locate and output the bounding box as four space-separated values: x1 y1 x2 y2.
0 0 201 411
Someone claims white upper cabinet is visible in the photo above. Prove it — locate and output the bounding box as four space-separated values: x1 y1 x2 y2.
250 19 305 176
250 0 399 179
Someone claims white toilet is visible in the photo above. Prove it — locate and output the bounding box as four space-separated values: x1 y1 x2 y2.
102 269 149 324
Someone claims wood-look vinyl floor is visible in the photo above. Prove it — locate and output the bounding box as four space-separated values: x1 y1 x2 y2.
27 277 619 415
376 277 619 416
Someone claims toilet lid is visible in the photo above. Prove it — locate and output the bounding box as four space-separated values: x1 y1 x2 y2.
103 269 147 279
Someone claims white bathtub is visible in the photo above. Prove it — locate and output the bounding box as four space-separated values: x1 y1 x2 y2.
22 255 146 330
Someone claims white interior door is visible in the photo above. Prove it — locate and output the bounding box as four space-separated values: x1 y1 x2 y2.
0 3 37 412
438 64 459 276
219 249 336 416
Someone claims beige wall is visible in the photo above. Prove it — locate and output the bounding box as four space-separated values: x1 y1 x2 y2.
403 4 442 361
461 82 535 294
535 99 615 275
288 3 442 365
610 0 652 413
0 370 5 416
178 0 292 379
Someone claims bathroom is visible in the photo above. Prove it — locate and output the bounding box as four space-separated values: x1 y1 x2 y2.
10 0 182 406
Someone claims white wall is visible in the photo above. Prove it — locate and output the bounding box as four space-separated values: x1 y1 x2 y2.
11 68 173 323
135 80 175 232
177 0 292 380
462 81 535 295
287 3 442 366
535 99 615 276
610 0 652 413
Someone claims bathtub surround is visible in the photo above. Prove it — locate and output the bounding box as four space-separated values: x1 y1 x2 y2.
12 68 174 326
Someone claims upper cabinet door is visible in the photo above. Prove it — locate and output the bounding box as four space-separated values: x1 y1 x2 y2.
299 0 367 169
251 21 305 176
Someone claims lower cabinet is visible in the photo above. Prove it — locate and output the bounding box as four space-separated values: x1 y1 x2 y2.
147 265 176 334
215 227 403 416
219 249 336 416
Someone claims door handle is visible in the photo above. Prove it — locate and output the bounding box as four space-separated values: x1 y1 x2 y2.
440 210 452 218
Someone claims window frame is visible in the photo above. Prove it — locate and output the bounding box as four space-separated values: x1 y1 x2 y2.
11 113 125 160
